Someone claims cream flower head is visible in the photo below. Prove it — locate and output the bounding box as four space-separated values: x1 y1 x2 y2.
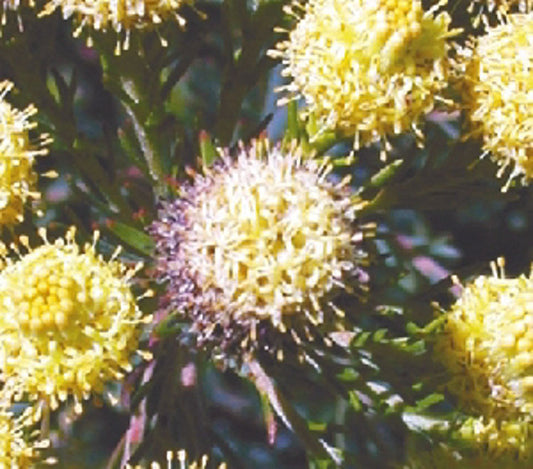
269 0 458 156
434 259 533 456
460 13 533 190
0 227 152 411
0 81 50 227
150 141 370 363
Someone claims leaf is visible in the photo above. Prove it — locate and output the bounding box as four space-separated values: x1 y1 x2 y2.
407 393 445 413
70 144 134 217
372 328 388 342
348 391 363 412
154 313 187 338
199 130 218 168
107 221 155 256
367 159 404 189
336 368 359 383
285 100 300 142
247 359 332 461
308 421 327 432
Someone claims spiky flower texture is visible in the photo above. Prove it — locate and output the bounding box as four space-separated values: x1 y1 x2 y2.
434 259 533 457
0 227 150 411
151 142 369 361
0 81 49 227
0 406 40 469
461 13 533 189
40 0 188 52
271 0 457 153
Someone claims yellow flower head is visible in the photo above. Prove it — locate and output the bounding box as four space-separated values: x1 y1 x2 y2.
150 141 370 362
460 13 533 190
40 0 188 52
0 227 151 411
270 0 458 154
434 259 533 455
0 81 50 227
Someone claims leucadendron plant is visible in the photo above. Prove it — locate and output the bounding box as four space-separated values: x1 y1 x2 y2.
0 0 530 467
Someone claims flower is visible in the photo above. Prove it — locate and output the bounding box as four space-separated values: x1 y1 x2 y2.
459 13 533 190
269 0 458 155
0 390 48 469
150 141 370 363
0 410 36 468
434 258 533 456
0 81 50 227
455 416 533 459
0 227 152 411
126 450 227 469
402 425 533 468
39 0 188 53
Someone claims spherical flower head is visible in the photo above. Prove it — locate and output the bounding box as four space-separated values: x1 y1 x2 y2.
434 259 533 454
40 0 188 52
460 13 533 190
0 227 150 411
0 81 50 227
150 141 369 361
270 0 457 153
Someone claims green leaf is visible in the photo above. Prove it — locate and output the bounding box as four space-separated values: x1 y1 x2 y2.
348 391 362 412
373 328 388 342
248 359 331 460
199 130 218 168
336 368 359 383
408 393 445 413
308 421 327 432
154 313 187 338
367 159 404 189
107 221 155 256
285 100 300 142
